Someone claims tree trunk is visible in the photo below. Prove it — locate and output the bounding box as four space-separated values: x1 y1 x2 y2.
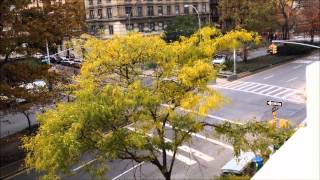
22 111 32 132
4 53 10 63
163 171 171 180
242 45 248 63
310 30 314 43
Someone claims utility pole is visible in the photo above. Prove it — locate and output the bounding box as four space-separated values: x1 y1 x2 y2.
46 38 50 65
184 5 201 30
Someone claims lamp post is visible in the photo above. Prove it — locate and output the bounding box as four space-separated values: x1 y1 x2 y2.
184 5 201 30
45 11 54 65
126 13 131 31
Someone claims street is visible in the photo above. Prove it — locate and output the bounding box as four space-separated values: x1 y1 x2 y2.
9 52 318 180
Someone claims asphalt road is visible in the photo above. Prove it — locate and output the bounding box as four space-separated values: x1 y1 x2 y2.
9 52 319 180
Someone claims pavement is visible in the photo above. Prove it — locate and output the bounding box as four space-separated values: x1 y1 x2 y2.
5 52 319 180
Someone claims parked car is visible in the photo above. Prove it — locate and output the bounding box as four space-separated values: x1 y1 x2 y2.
51 55 63 64
212 54 228 65
221 152 256 176
60 60 74 66
72 62 81 68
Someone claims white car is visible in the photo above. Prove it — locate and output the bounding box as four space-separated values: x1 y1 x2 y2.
221 151 256 176
212 55 228 65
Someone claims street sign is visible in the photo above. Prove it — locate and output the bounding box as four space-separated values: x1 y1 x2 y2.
267 100 282 107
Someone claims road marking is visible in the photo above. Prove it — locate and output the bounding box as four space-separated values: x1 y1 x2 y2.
263 75 274 80
72 159 97 172
165 123 233 150
237 83 256 90
163 137 214 162
230 82 252 89
241 84 262 91
221 81 243 88
251 85 268 92
211 82 304 104
286 77 298 83
282 91 296 99
127 127 197 165
161 104 243 125
264 87 283 95
293 65 303 69
273 89 291 97
259 86 276 94
166 150 196 165
112 162 145 180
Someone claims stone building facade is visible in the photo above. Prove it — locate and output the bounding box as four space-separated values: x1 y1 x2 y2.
84 0 214 38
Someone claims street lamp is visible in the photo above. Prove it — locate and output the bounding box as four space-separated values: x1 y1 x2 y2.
126 13 131 31
45 11 55 65
184 5 201 30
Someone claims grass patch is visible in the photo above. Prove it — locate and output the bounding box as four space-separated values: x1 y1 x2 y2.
235 55 296 73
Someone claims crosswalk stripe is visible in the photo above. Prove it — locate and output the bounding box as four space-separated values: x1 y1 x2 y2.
212 81 305 104
230 82 252 89
259 86 276 94
264 87 283 95
251 85 269 92
165 123 233 150
273 89 292 97
166 150 197 165
237 83 256 90
126 127 197 165
222 81 243 88
282 91 296 99
163 137 214 162
242 84 262 91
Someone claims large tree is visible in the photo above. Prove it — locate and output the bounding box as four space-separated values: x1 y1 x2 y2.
0 0 86 63
163 15 199 42
274 0 300 40
218 0 276 62
296 0 320 42
22 27 260 180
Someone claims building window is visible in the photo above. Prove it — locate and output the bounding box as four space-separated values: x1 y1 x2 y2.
138 23 144 32
98 24 104 33
158 21 164 30
91 25 96 33
149 22 155 31
89 10 94 19
138 6 143 16
147 6 154 16
126 23 134 31
175 5 180 15
108 25 113 35
97 0 101 4
125 7 132 16
184 5 189 14
107 7 112 18
89 0 93 5
202 3 206 12
166 5 171 15
158 6 163 16
98 9 102 19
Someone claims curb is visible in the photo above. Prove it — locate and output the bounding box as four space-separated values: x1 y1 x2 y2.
233 52 316 80
0 159 27 180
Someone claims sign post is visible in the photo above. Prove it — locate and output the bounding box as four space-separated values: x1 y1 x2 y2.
267 100 283 128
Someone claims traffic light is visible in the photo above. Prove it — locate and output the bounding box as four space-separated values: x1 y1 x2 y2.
269 43 277 54
272 45 277 54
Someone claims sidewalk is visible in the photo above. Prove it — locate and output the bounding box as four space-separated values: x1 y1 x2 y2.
247 47 268 60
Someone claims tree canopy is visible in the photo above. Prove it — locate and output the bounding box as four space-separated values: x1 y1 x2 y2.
218 0 277 33
22 27 262 180
0 0 86 62
163 15 199 42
